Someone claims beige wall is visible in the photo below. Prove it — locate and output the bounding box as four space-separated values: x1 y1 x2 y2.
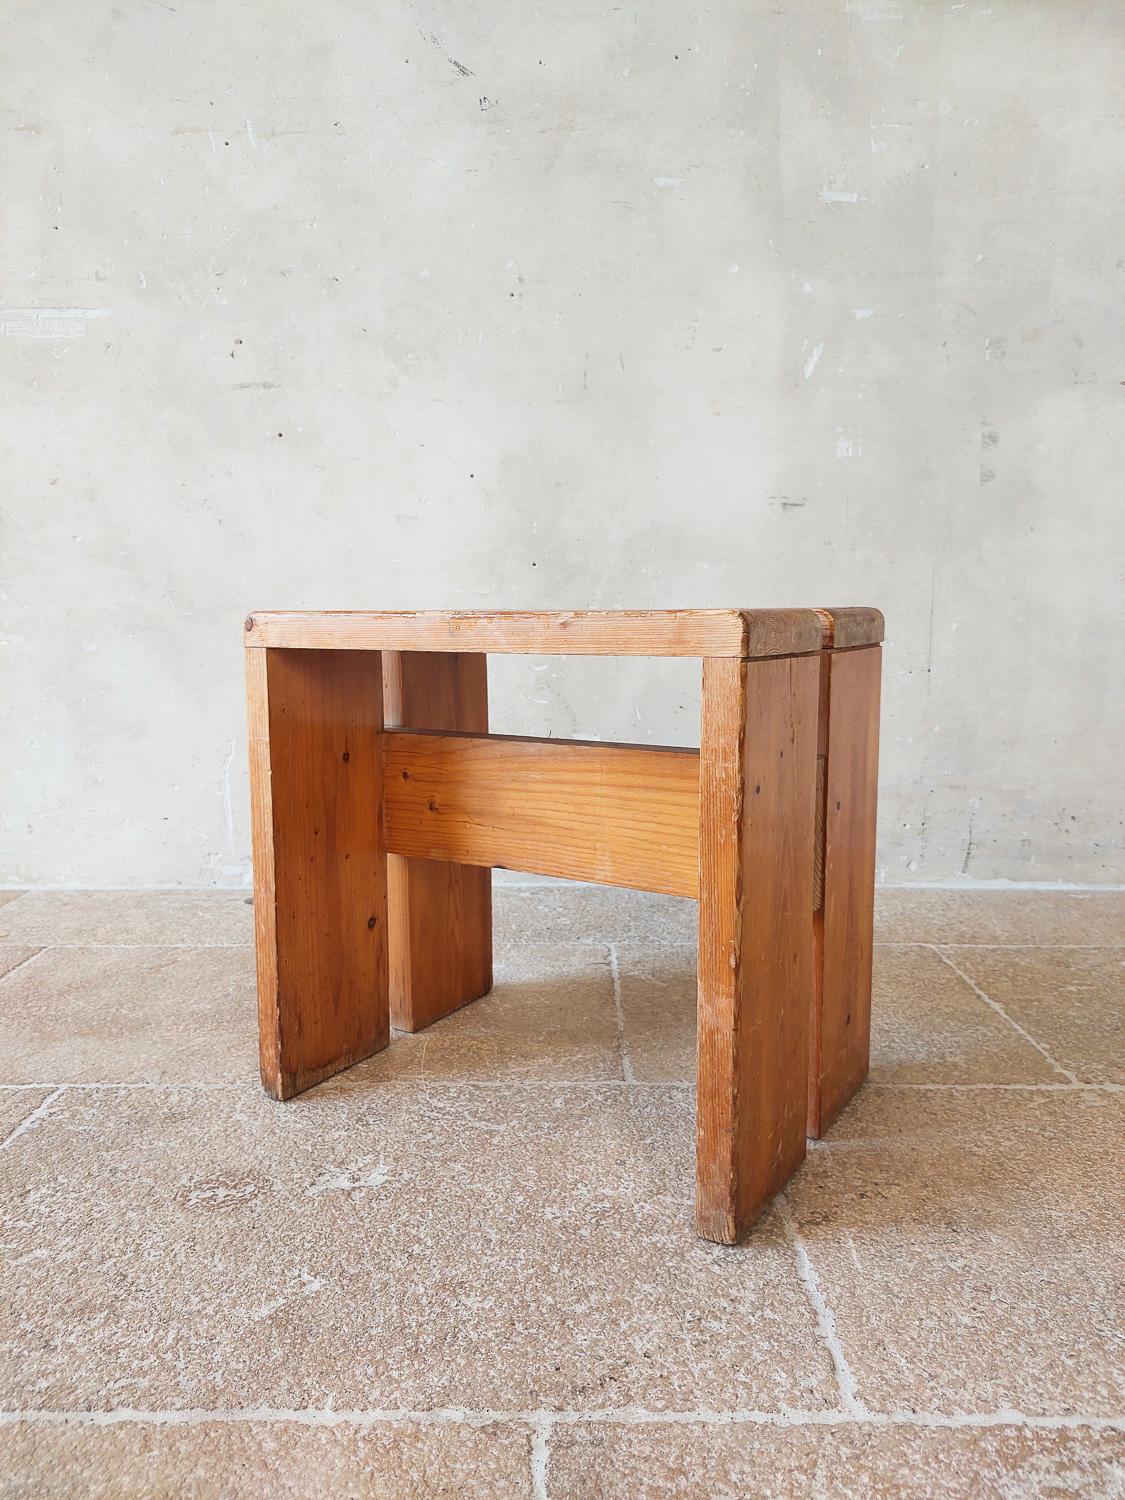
3 1 1122 888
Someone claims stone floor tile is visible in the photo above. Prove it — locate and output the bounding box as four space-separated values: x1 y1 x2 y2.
498 886 1125 950
0 1089 53 1142
0 950 38 982
0 947 259 1085
371 944 623 1083
0 1084 837 1414
870 946 1059 1085
939 947 1125 1085
3 886 1119 953
494 885 697 947
613 944 1063 1087
614 945 695 1083
547 1420 1125 1499
792 1089 1124 1416
874 889 1125 947
0 944 623 1089
0 892 253 948
0 1419 534 1499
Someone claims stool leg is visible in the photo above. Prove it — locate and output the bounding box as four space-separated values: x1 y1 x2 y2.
807 644 882 1137
382 650 493 1032
246 646 390 1099
696 654 820 1244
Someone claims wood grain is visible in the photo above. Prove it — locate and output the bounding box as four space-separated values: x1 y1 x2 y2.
696 654 820 1244
809 643 882 1136
814 607 885 650
382 651 493 1032
245 609 822 659
246 647 389 1099
384 730 700 897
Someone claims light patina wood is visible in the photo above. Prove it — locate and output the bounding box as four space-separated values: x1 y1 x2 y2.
385 729 700 897
245 608 822 658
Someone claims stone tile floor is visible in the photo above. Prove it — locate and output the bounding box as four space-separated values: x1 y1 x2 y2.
0 885 1121 1498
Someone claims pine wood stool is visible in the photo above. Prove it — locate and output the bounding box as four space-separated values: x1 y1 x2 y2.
244 608 882 1244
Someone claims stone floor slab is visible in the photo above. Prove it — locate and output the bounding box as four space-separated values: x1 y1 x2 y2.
494 885 697 947
0 892 253 948
6 886 1119 954
614 945 695 1084
0 1090 54 1143
870 946 1059 1085
0 944 624 1088
792 1089 1124 1416
612 944 1063 1087
1 886 1121 1496
939 947 1125 1085
371 944 623 1083
547 1420 1125 1499
0 1084 836 1414
0 946 259 1086
0 951 38 983
874 890 1125 947
0 1418 534 1499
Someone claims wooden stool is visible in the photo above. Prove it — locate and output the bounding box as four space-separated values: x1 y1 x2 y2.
244 608 882 1244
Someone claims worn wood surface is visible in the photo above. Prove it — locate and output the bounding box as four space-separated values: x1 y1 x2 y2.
695 653 820 1244
245 608 822 659
384 729 701 897
246 647 389 1099
815 606 885 651
382 651 493 1032
809 643 882 1136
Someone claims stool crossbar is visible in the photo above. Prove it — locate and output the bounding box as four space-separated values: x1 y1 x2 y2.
244 607 882 1244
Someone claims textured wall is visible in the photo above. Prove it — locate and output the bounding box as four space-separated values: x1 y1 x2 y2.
3 1 1122 887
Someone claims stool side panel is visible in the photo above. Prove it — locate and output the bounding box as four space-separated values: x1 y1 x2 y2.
383 651 493 1031
813 643 882 1135
247 647 390 1097
246 648 281 1088
696 653 819 1243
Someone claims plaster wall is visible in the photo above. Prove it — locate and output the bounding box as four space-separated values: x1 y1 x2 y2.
2 1 1122 886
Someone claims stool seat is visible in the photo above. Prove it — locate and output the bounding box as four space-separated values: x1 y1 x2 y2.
245 606 882 658
244 605 883 1243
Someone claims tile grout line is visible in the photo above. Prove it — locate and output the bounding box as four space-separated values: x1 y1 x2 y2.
870 1081 1121 1094
0 1406 1120 1432
0 948 48 982
775 1192 868 1419
0 942 255 951
931 946 1081 1084
0 1085 69 1151
605 943 636 1085
915 942 1122 951
529 1415 552 1499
